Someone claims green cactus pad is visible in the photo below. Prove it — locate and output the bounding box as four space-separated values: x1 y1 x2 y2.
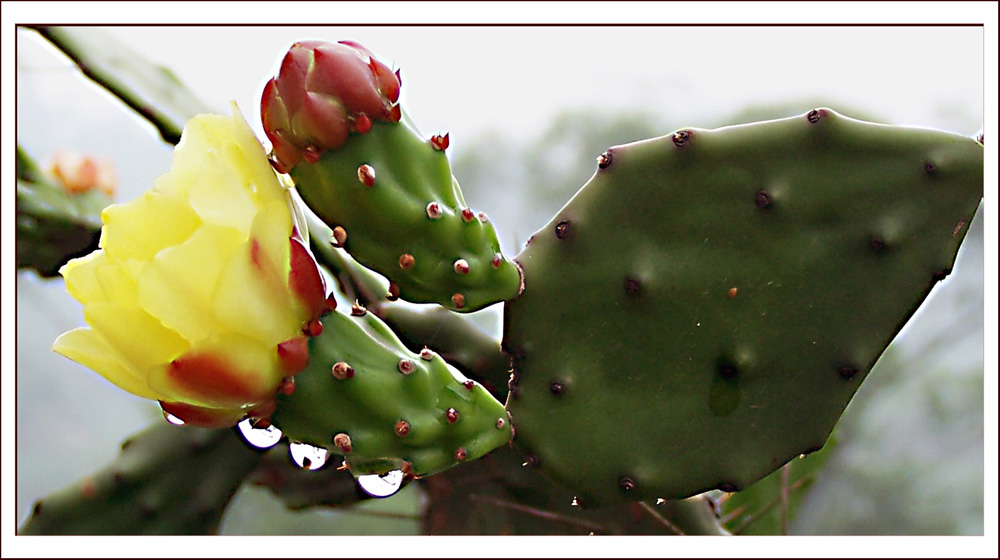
272 304 513 479
290 116 522 312
504 109 983 505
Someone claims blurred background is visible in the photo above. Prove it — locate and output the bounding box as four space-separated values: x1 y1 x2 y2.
14 24 988 535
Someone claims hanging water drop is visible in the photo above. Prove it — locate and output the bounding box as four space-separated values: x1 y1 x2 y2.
289 441 329 471
356 470 405 498
163 411 185 426
237 418 283 449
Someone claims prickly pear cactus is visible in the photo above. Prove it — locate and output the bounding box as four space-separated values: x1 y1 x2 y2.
19 424 261 535
16 146 107 277
504 109 983 505
272 303 513 479
262 40 522 312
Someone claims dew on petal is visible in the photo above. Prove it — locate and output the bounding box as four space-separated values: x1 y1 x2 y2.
163 411 185 426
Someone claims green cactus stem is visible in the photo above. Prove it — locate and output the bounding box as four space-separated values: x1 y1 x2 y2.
19 423 262 535
27 26 211 144
271 303 513 480
504 109 983 505
262 40 522 312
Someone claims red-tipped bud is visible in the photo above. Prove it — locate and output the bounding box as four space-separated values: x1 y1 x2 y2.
260 40 402 172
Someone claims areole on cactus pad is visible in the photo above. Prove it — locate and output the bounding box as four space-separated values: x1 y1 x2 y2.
261 39 522 312
503 109 983 505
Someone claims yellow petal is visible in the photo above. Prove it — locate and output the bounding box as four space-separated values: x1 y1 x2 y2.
135 223 244 342
211 239 299 345
182 149 258 230
83 302 189 375
93 258 139 308
53 328 161 400
101 190 201 261
248 198 293 282
60 250 109 305
147 331 279 409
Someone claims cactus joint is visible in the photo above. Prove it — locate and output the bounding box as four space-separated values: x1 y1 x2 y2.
394 419 411 437
555 220 571 239
353 113 372 134
332 361 355 380
806 109 825 124
357 164 376 187
387 282 401 301
461 208 476 223
333 432 353 453
453 259 470 274
618 476 637 492
426 202 443 220
451 293 466 309
398 359 416 375
419 348 435 361
755 190 773 209
303 319 323 337
597 150 613 169
351 302 367 317
430 133 450 151
838 366 858 379
445 408 459 424
399 253 416 270
624 276 642 295
332 226 348 247
717 360 739 379
672 130 692 147
549 380 565 396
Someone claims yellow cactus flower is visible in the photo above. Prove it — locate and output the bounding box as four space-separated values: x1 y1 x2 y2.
53 105 329 428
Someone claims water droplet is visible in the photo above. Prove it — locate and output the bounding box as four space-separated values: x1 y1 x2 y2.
163 412 185 426
289 441 329 470
356 470 405 498
237 418 283 449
